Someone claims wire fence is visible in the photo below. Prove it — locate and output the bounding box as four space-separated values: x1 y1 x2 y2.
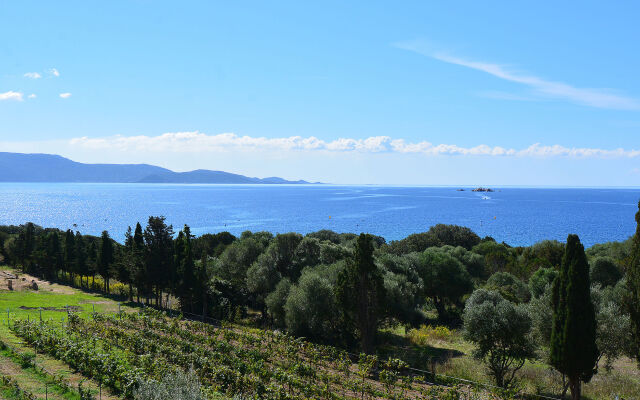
3 305 562 400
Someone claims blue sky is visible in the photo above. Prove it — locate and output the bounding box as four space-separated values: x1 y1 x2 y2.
1 1 640 185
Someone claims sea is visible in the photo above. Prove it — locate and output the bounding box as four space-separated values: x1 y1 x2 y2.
0 183 639 247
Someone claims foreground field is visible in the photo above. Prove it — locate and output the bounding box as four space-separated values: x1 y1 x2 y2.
0 268 489 400
1 267 639 400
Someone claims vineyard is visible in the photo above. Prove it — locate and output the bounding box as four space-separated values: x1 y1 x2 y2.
6 307 511 400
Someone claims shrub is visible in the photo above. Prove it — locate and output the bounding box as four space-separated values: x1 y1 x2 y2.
407 325 453 345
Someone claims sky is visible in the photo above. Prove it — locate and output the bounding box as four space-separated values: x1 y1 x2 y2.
1 1 640 186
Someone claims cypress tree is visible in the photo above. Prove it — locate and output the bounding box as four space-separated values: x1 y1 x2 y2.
75 232 87 287
336 233 385 354
133 222 146 303
63 229 76 281
98 231 114 293
550 234 598 400
627 200 640 364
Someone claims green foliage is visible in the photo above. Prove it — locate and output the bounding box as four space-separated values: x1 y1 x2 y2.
518 240 565 276
336 233 386 353
528 267 558 298
418 248 473 320
265 278 291 327
284 270 338 341
386 224 481 255
627 200 640 366
587 237 633 264
590 256 623 288
485 272 530 303
550 234 599 400
377 253 424 325
463 289 535 388
134 368 204 400
528 283 553 346
472 241 514 277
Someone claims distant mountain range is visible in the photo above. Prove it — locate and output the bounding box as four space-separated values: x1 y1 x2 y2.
0 152 313 184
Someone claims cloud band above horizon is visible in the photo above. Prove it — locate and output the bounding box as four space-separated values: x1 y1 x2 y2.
69 132 640 159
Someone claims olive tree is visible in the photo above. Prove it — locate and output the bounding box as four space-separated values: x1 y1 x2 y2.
463 289 536 388
486 272 531 303
417 248 473 320
590 257 622 288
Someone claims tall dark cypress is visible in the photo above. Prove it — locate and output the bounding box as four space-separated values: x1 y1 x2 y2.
627 200 640 364
336 233 385 354
98 231 114 292
132 222 146 303
175 225 196 312
44 232 62 280
75 232 87 287
550 234 598 400
63 229 76 281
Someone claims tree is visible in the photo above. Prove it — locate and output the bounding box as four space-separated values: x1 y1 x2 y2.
143 216 174 306
592 282 634 372
75 232 88 287
246 249 281 319
590 257 622 288
550 234 598 400
463 289 535 388
132 222 146 302
417 248 473 320
17 222 36 272
43 232 62 280
486 272 530 303
377 253 424 325
529 267 558 298
628 200 640 366
63 229 76 281
266 278 291 327
285 270 338 342
336 233 385 354
98 230 114 293
175 225 196 312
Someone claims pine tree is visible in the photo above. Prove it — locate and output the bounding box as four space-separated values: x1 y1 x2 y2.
550 234 598 400
627 200 640 364
175 225 196 312
336 233 385 354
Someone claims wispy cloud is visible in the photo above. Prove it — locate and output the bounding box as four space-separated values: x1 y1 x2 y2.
0 91 24 101
69 132 640 158
59 92 72 99
49 68 60 77
28 94 37 99
395 41 640 111
24 72 42 79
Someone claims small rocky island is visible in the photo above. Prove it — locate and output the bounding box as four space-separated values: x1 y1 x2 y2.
472 187 494 192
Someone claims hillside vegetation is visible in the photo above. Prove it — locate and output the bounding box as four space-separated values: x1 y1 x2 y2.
2 203 640 399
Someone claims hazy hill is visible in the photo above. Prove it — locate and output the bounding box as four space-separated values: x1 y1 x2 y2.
0 152 310 184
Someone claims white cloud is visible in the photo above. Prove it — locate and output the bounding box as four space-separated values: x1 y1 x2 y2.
24 72 42 79
395 41 640 111
28 94 37 99
59 92 72 99
68 132 640 159
49 68 60 77
0 91 24 101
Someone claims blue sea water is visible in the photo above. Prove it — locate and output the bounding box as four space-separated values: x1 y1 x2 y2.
0 183 639 247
